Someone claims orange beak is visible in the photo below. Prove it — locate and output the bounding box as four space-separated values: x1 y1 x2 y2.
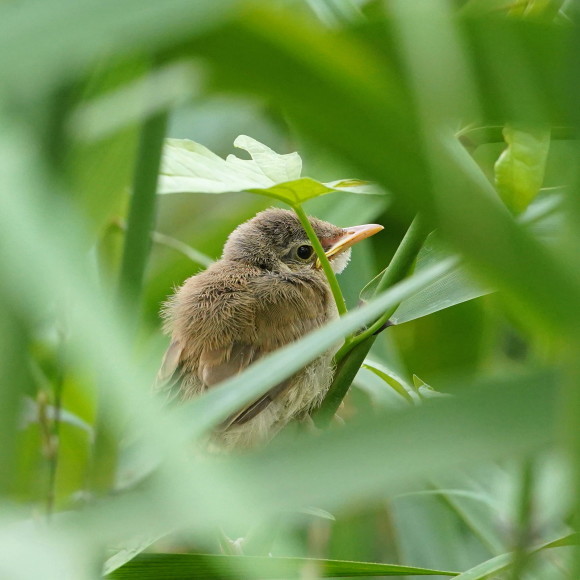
315 223 383 268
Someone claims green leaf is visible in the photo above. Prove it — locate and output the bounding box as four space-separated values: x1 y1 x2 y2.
108 553 459 578
363 194 562 325
412 375 452 400
494 125 551 214
452 532 579 580
389 234 490 325
232 134 302 183
158 135 375 205
0 0 235 96
361 360 414 403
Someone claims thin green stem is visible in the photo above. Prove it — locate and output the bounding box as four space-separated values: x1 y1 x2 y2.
316 214 431 423
335 214 430 362
373 215 429 296
113 219 214 268
314 337 376 427
46 324 66 517
509 460 535 580
151 230 214 268
117 110 168 312
293 204 348 316
100 98 168 495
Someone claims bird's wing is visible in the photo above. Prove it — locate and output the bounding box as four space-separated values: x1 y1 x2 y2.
156 336 293 425
215 275 330 427
157 269 329 426
156 339 186 403
199 342 293 427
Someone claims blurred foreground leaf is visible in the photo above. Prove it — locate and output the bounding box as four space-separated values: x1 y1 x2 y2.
222 370 558 518
109 553 459 578
494 126 551 214
453 532 578 580
159 135 375 204
0 0 235 97
62 369 559 558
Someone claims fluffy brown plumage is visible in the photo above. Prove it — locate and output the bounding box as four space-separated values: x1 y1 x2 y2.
157 208 382 449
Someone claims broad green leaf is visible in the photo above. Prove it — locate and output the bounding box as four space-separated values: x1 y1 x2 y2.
159 135 300 193
221 370 559 528
389 234 490 325
494 125 551 214
108 552 460 578
361 360 414 403
361 194 562 324
0 0 235 97
452 532 578 580
231 134 302 183
158 135 376 205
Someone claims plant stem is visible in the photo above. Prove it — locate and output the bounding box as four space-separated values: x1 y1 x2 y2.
316 214 431 423
117 110 168 313
293 204 348 316
373 214 428 296
314 336 375 427
113 219 214 268
335 214 430 362
509 460 535 580
99 102 167 494
46 324 66 517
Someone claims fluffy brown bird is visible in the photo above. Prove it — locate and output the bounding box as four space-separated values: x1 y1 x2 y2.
158 208 382 449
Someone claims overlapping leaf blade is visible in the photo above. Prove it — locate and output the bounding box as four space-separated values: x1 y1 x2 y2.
109 553 459 578
159 135 376 204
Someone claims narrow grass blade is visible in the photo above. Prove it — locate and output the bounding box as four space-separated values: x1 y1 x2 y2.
108 553 459 578
453 533 579 580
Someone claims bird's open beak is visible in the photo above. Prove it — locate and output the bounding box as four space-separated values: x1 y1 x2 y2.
315 223 383 268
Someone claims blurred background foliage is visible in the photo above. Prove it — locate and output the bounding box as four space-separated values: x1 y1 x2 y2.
1 0 580 578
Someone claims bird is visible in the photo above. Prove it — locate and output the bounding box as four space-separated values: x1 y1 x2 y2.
157 208 383 450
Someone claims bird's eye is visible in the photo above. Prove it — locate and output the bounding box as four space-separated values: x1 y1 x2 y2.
296 245 314 260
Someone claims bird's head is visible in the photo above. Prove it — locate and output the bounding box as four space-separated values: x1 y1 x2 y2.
222 208 383 274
